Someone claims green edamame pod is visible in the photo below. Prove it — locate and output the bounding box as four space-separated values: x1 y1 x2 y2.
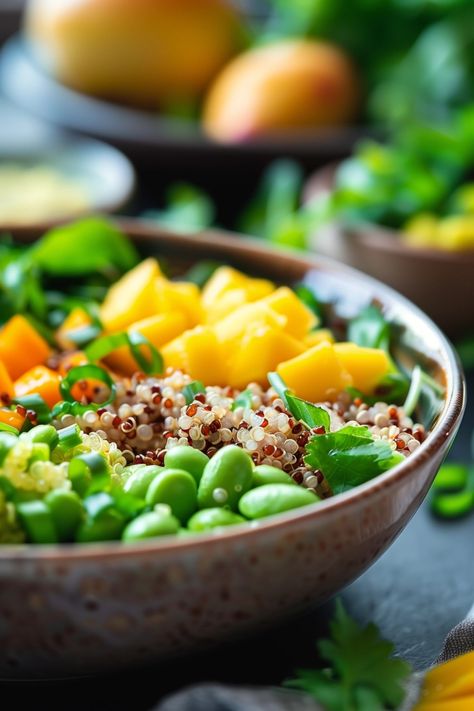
239 484 318 519
164 446 209 485
44 489 84 542
252 465 296 488
122 509 180 542
123 464 163 499
198 445 253 511
187 507 246 532
146 468 197 524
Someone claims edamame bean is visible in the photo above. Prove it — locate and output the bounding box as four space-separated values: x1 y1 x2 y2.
123 464 163 499
0 433 17 465
252 465 296 488
187 508 246 532
239 484 318 519
146 468 197 524
122 509 180 542
197 445 253 511
76 509 126 543
44 489 84 541
164 446 209 485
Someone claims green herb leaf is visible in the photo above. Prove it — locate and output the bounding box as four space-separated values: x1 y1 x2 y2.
183 381 205 405
348 304 390 351
285 393 330 431
285 600 410 711
304 426 404 494
141 184 215 233
294 285 323 321
85 331 163 375
31 218 139 276
232 389 254 411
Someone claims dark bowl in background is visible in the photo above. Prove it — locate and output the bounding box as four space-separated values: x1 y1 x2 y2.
304 163 474 339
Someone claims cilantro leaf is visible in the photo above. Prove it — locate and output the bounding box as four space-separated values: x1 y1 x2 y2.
304 425 404 494
285 601 410 711
285 393 331 431
348 304 390 351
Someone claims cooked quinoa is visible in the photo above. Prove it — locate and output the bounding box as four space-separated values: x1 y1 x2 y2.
52 369 425 499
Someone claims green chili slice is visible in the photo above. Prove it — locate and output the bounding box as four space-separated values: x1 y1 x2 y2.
59 364 116 410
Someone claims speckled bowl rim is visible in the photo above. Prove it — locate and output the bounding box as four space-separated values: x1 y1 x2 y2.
0 220 465 561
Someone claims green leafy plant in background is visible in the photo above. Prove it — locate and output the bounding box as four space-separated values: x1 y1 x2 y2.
285 600 411 711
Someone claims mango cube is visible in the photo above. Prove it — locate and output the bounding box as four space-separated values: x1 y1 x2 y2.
259 287 318 339
214 303 286 351
162 326 226 385
277 341 352 403
154 278 202 327
229 326 304 389
334 343 392 394
106 312 188 375
101 258 162 332
202 266 274 307
304 329 335 348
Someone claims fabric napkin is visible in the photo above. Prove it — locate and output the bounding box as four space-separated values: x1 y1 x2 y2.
153 604 474 711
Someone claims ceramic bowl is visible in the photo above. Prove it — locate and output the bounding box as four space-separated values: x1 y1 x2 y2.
0 221 464 679
304 163 474 339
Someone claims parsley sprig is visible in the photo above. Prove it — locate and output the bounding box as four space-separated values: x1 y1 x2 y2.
285 601 411 711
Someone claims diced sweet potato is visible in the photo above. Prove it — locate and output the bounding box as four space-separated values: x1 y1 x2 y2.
0 315 51 380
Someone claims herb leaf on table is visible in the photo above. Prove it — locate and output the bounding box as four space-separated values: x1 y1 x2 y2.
285 600 411 711
304 426 404 494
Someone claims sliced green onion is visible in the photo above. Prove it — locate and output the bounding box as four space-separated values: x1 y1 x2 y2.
83 492 115 520
268 371 290 406
59 364 116 410
85 331 163 375
232 389 253 411
13 394 51 424
65 324 102 348
285 393 331 431
183 380 205 405
68 452 110 497
57 423 82 450
16 500 58 544
0 422 20 435
402 365 423 417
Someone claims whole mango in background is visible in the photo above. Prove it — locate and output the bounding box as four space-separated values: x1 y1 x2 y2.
203 39 360 141
25 0 245 108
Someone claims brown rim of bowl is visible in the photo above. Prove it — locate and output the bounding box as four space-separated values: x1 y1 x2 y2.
0 220 465 561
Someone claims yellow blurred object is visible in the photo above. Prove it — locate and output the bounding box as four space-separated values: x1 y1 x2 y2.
403 213 440 248
403 214 474 251
213 303 286 351
105 312 188 375
258 287 318 339
100 258 162 332
277 342 352 403
229 325 304 389
414 651 474 709
334 343 392 394
163 326 226 385
0 315 50 380
154 278 203 327
304 329 335 347
203 39 359 141
26 0 244 107
56 307 93 350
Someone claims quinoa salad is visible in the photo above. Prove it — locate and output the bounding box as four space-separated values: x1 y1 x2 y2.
0 218 435 545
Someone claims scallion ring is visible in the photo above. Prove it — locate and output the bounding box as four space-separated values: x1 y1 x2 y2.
59 364 116 409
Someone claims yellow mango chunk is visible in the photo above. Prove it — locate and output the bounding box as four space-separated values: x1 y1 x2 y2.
259 287 318 339
154 278 202 327
56 307 93 350
420 651 474 703
277 341 352 403
214 303 286 351
162 337 188 373
101 258 162 332
183 326 227 385
229 326 304 389
334 343 391 394
414 700 474 711
106 312 187 376
202 266 274 308
304 329 335 348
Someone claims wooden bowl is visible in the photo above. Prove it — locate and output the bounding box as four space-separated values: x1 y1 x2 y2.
304 164 474 339
0 220 464 679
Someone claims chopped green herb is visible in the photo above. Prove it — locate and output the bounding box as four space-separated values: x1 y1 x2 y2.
285 393 331 432
183 380 205 405
304 425 404 494
232 389 254 411
285 600 410 711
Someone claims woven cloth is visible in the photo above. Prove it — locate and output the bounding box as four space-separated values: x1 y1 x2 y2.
153 605 474 711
